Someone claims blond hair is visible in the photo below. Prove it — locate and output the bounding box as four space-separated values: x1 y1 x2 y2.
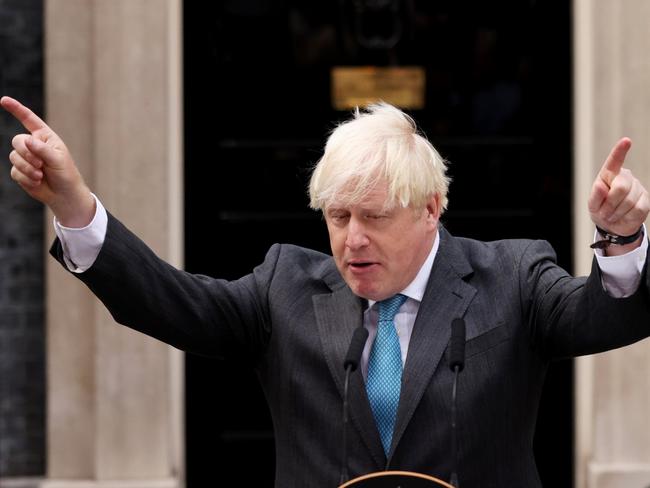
309 102 450 212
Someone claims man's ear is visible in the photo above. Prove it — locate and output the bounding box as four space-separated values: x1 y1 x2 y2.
425 194 441 228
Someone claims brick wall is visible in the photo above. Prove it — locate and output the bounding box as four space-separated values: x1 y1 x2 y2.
0 0 45 477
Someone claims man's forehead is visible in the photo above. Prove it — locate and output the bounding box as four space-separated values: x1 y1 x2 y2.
327 179 391 209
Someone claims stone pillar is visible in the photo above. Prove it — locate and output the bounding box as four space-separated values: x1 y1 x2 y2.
574 1 650 487
42 0 183 486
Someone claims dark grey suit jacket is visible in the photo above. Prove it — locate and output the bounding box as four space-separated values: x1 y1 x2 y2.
52 214 650 487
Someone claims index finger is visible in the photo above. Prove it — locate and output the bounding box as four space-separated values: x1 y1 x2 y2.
599 137 632 185
0 96 50 134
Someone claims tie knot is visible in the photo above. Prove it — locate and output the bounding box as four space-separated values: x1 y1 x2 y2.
378 294 407 322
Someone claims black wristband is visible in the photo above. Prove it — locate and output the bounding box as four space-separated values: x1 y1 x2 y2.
590 225 644 249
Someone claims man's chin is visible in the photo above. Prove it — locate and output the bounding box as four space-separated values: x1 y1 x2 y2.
346 281 375 300
340 269 395 301
347 281 390 302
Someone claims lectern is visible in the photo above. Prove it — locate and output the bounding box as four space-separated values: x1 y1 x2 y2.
339 471 455 487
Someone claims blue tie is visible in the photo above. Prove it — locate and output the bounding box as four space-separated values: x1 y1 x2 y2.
366 294 408 455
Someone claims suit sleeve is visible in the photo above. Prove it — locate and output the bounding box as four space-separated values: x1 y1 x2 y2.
520 239 650 358
50 212 277 361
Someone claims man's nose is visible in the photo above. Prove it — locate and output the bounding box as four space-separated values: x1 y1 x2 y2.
345 218 369 250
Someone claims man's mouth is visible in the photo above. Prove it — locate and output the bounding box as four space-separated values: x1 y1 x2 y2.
348 260 378 270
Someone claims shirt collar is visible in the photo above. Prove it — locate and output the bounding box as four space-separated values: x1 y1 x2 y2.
367 229 440 309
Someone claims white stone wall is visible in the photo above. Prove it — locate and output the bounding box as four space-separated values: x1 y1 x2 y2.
42 1 183 486
574 1 650 487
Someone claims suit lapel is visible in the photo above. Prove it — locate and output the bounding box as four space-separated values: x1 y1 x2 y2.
313 285 386 470
389 228 476 461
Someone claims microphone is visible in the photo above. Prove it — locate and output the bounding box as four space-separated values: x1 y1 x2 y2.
449 318 466 488
340 326 369 485
344 326 369 372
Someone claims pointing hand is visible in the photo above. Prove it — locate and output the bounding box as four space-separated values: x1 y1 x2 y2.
1 96 95 227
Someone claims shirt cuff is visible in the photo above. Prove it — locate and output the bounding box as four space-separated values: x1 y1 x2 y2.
53 194 108 273
594 224 647 297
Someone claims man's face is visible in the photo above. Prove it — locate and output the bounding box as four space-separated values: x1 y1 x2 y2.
324 181 440 301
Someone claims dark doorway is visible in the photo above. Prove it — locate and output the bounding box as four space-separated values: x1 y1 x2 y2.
184 1 573 486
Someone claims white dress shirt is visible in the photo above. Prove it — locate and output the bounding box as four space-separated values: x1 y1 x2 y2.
55 197 648 375
361 232 440 379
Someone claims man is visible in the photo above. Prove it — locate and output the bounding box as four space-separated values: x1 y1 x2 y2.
2 96 649 487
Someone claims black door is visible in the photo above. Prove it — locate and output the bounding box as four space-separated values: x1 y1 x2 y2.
184 1 573 485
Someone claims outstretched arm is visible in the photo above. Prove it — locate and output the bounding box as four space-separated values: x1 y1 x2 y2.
1 96 95 227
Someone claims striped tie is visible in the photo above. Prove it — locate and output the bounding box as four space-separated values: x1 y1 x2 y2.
366 294 408 455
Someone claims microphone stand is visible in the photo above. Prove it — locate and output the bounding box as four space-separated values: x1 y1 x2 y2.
448 318 466 488
450 364 460 488
340 326 369 485
341 361 353 485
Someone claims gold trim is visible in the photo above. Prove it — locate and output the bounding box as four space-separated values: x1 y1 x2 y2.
339 470 455 488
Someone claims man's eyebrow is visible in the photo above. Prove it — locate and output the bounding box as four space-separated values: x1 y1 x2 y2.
360 206 391 213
